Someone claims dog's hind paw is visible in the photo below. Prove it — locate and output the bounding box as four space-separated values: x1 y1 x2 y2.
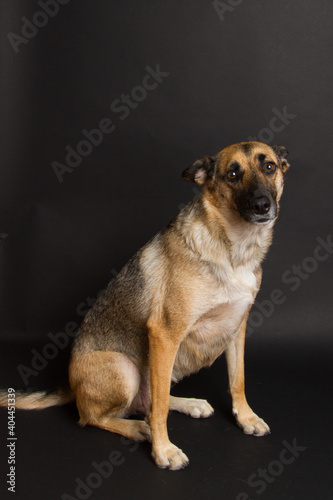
170 396 214 418
184 398 214 418
132 421 152 442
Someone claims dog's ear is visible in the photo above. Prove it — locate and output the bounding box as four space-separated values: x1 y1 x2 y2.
182 155 216 185
271 145 290 173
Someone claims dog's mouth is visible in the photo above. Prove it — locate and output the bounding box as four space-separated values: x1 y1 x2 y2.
236 211 276 225
238 205 277 225
256 217 273 224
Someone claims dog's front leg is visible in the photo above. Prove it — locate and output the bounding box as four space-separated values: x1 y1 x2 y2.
225 316 270 436
148 325 189 470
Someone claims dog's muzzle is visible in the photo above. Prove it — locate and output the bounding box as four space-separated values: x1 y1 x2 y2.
249 195 276 223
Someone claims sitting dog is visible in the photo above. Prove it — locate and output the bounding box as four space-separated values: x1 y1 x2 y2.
0 141 290 470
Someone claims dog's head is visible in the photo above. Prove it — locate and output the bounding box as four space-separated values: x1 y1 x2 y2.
182 141 290 224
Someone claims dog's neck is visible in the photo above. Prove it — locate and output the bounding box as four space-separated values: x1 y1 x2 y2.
178 195 275 271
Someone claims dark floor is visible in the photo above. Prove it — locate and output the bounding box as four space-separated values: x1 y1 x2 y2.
0 335 332 500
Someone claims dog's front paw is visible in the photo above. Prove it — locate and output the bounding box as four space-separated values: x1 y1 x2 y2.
233 409 270 436
152 442 189 470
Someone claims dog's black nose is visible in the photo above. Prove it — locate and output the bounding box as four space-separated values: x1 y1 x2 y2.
250 196 271 215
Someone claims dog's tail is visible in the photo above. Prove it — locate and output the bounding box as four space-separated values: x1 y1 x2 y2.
0 387 75 410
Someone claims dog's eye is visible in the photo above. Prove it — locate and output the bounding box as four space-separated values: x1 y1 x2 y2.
227 170 238 181
264 163 276 174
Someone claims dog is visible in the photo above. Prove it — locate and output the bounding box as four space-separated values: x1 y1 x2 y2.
0 141 290 470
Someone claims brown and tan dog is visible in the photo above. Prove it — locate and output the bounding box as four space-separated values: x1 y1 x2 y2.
0 141 290 470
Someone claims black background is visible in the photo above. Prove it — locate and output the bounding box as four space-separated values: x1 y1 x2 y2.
0 1 332 499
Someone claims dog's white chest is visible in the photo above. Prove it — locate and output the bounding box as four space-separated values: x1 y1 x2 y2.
199 265 257 339
172 265 258 382
215 263 257 303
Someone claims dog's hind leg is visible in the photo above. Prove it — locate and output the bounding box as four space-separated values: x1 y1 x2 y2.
91 416 151 442
69 351 151 442
169 396 214 418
